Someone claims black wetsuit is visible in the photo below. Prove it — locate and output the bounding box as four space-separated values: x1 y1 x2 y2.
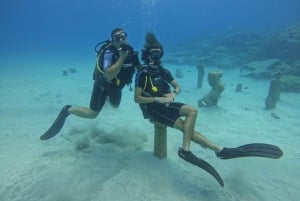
135 65 184 127
91 44 140 112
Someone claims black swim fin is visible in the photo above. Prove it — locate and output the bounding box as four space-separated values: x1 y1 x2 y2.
178 148 224 187
40 105 71 140
216 143 283 159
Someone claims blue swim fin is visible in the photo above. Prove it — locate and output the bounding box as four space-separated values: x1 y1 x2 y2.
216 143 283 159
40 105 71 140
178 148 224 187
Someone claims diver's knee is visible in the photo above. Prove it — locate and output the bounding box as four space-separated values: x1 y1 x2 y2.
188 107 198 117
174 118 184 130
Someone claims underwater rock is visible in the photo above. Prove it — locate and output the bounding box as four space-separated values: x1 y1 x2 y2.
175 68 184 78
289 60 300 76
271 112 280 119
261 24 300 63
240 59 291 79
69 68 77 73
62 70 68 76
236 83 243 92
280 75 300 92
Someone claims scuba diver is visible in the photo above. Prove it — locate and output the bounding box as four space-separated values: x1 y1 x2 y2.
40 28 140 140
134 32 283 187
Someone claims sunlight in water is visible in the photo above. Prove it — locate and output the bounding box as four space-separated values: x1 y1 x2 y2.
140 0 158 15
139 0 159 30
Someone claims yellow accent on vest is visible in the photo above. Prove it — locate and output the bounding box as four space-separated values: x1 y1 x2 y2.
143 74 158 93
116 77 120 86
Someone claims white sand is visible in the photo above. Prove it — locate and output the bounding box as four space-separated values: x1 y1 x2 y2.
1 62 299 201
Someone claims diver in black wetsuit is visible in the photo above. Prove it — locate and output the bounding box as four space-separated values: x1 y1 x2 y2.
40 28 140 140
134 32 283 187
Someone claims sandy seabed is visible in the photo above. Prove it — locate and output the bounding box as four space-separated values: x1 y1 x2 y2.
1 62 299 201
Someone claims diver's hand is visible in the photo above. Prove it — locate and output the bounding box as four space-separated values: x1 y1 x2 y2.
119 49 129 60
163 92 176 106
119 44 133 52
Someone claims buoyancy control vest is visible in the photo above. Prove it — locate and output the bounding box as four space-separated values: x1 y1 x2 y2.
138 65 173 97
136 65 173 119
93 41 139 90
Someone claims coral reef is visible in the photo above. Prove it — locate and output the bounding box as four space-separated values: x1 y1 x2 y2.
261 24 300 63
164 23 300 92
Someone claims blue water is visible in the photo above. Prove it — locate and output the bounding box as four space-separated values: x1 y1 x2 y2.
1 1 300 201
1 0 300 67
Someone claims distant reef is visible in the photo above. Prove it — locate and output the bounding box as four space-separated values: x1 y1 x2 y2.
165 23 300 92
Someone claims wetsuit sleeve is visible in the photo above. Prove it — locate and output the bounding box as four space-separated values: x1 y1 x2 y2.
163 68 175 83
135 70 147 88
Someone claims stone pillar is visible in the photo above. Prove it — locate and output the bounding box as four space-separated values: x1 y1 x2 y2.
265 71 282 110
197 59 205 88
153 123 167 159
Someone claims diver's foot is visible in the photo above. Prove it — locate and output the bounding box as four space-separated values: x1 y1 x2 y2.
178 148 194 160
216 147 242 159
40 105 72 140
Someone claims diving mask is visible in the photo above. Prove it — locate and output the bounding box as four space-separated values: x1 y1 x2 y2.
149 49 162 61
112 31 127 42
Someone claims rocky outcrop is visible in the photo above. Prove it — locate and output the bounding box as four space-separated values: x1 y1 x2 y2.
290 60 300 76
280 75 300 92
239 59 300 91
240 59 291 79
261 24 300 63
